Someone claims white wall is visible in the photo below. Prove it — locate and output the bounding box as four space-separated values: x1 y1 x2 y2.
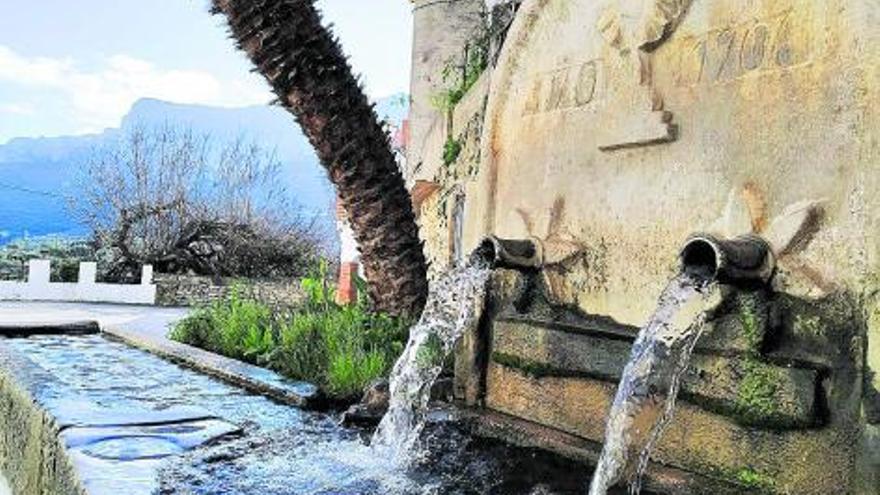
0 260 156 305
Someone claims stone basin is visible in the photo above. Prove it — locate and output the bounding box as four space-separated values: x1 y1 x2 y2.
0 330 614 495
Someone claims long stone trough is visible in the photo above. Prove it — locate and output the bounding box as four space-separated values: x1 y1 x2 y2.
0 303 317 495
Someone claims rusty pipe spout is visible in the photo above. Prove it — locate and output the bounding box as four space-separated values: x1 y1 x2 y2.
680 234 775 284
472 236 543 269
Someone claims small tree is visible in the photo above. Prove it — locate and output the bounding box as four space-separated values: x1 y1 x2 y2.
69 126 327 281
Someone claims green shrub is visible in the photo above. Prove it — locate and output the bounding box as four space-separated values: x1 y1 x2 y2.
169 309 217 349
327 350 387 398
171 262 410 401
430 28 489 112
443 138 463 166
271 303 408 400
172 287 273 362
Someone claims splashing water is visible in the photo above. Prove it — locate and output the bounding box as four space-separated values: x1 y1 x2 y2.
373 257 493 462
588 273 721 495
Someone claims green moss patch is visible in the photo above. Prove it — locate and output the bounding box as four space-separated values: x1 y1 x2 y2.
491 352 558 378
737 293 765 355
735 359 782 424
734 466 777 492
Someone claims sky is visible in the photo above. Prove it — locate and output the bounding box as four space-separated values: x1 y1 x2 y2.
0 0 413 144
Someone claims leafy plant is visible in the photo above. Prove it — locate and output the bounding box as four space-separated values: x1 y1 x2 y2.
171 262 411 401
170 285 273 362
300 259 335 312
443 138 463 166
430 22 490 112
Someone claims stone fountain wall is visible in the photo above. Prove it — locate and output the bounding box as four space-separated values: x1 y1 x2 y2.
406 0 879 493
457 269 865 493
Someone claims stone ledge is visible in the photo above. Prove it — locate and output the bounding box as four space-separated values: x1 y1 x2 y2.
101 325 321 409
492 318 820 429
485 362 853 495
0 342 243 495
0 320 100 337
462 407 749 495
0 349 86 495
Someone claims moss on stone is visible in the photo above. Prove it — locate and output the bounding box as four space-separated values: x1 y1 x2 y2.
735 359 781 424
734 466 777 491
738 294 764 355
491 352 558 378
706 464 777 493
792 313 823 338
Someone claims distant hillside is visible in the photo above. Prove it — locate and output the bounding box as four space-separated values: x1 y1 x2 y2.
0 95 408 246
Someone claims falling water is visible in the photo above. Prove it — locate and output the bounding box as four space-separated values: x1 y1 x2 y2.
0 471 10 495
588 272 722 495
372 255 493 462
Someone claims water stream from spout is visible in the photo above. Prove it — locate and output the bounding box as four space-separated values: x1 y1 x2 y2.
372 256 492 463
0 471 11 495
588 272 721 495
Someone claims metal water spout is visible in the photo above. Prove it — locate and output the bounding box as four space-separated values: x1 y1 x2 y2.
680 233 775 284
472 235 543 269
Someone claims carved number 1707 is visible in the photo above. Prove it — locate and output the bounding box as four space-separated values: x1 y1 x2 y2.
676 10 809 86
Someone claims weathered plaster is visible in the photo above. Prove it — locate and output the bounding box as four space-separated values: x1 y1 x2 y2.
414 0 878 491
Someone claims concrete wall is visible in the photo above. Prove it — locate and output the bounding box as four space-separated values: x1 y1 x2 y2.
470 0 878 325
406 0 486 186
0 260 156 305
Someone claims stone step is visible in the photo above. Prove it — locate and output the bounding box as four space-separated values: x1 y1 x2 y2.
484 362 849 495
492 317 820 429
463 408 752 495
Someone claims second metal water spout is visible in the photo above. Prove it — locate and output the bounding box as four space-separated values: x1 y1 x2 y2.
680 233 775 284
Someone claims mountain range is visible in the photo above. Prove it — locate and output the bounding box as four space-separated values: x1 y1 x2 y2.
0 95 408 247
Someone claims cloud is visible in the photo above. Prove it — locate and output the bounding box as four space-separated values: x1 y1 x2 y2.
0 45 270 133
0 102 35 116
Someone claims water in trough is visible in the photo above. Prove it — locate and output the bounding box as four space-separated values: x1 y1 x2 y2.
3 330 592 495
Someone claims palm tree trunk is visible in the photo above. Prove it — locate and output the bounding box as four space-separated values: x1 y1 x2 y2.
211 0 428 317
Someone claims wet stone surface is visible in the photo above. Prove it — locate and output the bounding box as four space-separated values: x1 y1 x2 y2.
6 335 309 432
3 335 600 495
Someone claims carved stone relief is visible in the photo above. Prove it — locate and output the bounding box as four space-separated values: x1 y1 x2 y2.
595 0 692 151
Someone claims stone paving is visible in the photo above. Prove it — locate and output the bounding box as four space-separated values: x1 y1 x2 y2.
0 301 186 338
